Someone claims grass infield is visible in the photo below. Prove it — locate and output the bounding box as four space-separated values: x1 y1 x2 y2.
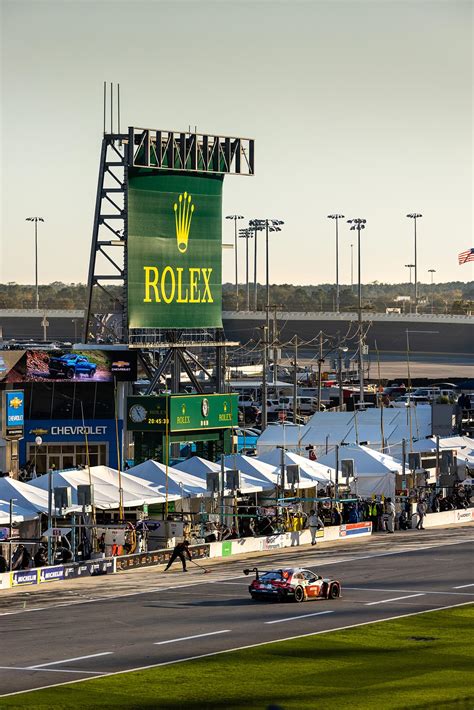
1 605 473 710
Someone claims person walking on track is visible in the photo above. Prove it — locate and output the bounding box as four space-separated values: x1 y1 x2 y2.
164 540 192 572
416 499 427 530
307 509 324 546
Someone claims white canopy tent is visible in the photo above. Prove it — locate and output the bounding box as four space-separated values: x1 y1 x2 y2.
257 450 334 489
128 460 208 498
0 477 50 523
317 444 401 498
390 435 474 474
222 454 278 489
256 408 432 458
174 456 265 493
255 424 304 455
30 466 165 509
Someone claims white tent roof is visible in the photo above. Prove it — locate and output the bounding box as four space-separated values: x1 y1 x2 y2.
127 460 207 497
30 466 164 509
0 477 50 523
317 445 403 476
300 407 432 451
174 456 264 493
257 450 333 487
350 473 396 499
255 425 304 454
222 454 278 489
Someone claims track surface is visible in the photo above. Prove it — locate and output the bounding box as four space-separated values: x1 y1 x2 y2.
0 526 473 697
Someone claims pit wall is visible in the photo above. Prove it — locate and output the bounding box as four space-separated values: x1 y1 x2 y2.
1 510 472 592
417 508 474 528
207 521 372 559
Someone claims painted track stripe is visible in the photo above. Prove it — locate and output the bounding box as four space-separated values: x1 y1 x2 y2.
265 610 334 624
28 652 113 669
345 587 474 596
453 583 474 589
1 600 472 699
154 630 230 645
0 667 104 675
365 593 425 606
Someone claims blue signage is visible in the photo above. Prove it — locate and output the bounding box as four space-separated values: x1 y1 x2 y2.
39 566 65 583
11 569 38 586
4 390 24 438
20 419 122 469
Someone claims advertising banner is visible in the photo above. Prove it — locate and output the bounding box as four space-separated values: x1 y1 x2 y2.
339 522 372 537
11 569 38 586
25 350 137 383
63 558 116 579
127 393 238 432
115 544 210 572
38 565 65 584
3 390 25 439
128 169 223 329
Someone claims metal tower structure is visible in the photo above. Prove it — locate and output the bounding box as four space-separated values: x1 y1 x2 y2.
83 118 254 395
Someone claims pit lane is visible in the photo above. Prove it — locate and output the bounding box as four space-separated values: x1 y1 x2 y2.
0 526 473 697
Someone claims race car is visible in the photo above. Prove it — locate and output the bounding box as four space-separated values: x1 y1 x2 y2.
244 567 341 603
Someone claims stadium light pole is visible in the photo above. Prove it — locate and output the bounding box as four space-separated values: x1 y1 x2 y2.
239 228 253 311
26 217 44 309
327 214 345 312
405 264 415 314
350 243 354 293
226 215 244 310
347 218 366 408
428 269 436 314
406 213 422 313
251 221 265 311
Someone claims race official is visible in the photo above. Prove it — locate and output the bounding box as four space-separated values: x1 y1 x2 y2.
385 498 395 533
416 499 426 530
308 509 324 546
164 540 192 572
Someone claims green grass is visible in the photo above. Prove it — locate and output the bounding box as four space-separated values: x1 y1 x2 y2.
1 605 473 710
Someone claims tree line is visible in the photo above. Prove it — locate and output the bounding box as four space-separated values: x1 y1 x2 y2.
0 281 472 314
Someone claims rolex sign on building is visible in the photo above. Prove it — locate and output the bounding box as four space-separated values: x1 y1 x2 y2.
128 169 223 328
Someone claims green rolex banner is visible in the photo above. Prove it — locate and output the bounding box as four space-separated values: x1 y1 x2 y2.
128 168 223 328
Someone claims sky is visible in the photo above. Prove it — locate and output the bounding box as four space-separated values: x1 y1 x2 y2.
1 0 472 287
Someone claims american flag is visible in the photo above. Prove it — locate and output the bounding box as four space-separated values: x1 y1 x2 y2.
458 248 474 265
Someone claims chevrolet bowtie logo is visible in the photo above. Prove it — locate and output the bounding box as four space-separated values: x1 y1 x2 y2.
10 396 22 409
174 192 194 253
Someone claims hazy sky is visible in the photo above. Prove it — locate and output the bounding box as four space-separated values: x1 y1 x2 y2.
1 0 472 287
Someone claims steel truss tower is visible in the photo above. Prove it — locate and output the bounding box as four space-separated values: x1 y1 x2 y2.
83 126 254 395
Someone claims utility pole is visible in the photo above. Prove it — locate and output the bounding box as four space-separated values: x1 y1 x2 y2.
348 218 367 408
338 349 344 409
261 325 268 431
293 335 298 424
317 332 324 412
273 305 278 387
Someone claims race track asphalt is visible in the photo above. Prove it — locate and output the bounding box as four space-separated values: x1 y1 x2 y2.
0 526 473 697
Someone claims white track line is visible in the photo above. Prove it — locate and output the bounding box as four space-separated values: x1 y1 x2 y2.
154 630 230 645
1 600 472 699
27 652 113 669
365 593 425 606
453 583 474 589
345 587 474 596
0 666 103 675
265 610 334 624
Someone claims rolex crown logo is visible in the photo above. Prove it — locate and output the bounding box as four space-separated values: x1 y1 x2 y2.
174 192 195 253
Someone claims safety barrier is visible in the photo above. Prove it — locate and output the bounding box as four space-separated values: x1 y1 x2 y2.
418 507 474 529
207 522 372 559
1 511 470 593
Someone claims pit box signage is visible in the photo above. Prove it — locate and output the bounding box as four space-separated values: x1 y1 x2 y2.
11 569 38 586
39 566 65 583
